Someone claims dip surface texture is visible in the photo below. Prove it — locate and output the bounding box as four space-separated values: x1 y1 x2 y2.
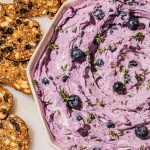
34 0 150 149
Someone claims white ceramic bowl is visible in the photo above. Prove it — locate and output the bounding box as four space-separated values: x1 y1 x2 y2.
27 0 82 149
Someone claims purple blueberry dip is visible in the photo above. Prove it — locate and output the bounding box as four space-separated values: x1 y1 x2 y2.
33 0 150 149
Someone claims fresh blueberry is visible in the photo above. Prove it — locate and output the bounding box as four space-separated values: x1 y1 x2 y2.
42 78 49 85
75 115 82 121
129 60 138 68
124 74 131 84
135 125 148 139
113 81 127 95
93 8 105 20
107 122 115 128
62 75 69 82
127 17 139 30
70 47 85 61
67 95 82 110
95 59 104 67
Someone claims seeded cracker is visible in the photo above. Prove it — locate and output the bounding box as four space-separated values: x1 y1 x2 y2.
0 17 42 61
0 114 29 150
0 86 13 120
0 56 31 94
14 0 61 18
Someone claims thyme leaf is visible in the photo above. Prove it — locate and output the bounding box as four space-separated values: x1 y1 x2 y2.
61 63 68 71
79 147 87 150
32 80 38 86
59 89 69 102
99 100 105 107
85 50 91 56
134 32 145 41
147 79 150 89
135 73 144 82
87 113 95 123
109 130 124 140
97 48 103 55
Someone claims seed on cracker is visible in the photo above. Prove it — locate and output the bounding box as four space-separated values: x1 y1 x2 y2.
0 56 31 94
0 86 13 120
0 114 29 150
14 0 61 18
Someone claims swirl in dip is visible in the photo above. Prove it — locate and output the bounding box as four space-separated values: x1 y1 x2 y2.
33 0 150 149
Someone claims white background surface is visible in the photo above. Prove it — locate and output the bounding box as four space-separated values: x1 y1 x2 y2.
1 0 54 149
